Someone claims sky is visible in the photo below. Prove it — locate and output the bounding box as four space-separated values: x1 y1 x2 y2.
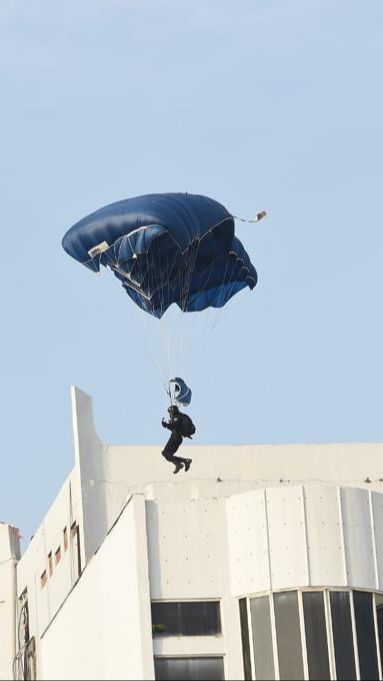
1 0 382 545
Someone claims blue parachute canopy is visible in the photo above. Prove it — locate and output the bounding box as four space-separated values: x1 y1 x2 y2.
62 193 258 318
167 377 192 407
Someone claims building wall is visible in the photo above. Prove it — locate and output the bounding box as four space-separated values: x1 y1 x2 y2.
0 524 20 681
145 485 383 681
146 497 244 680
40 495 154 681
226 485 383 595
15 472 82 674
70 386 108 563
20 480 383 681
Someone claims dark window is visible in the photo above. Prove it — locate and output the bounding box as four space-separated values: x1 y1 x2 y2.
302 591 330 680
151 601 221 637
330 591 356 680
154 656 224 680
70 522 81 580
274 591 304 680
353 591 379 681
376 595 383 672
250 596 275 680
239 598 252 680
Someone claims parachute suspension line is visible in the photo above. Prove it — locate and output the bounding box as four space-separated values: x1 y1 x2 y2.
208 256 241 336
209 251 252 337
100 225 249 383
168 250 186 380
101 246 169 388
185 240 217 363
196 245 223 348
177 218 237 355
205 210 263 338
162 242 183 379
204 245 235 342
167 245 181 375
178 236 202 380
177 221 235 374
204 246 238 339
117 284 167 387
172 234 199 382
138 237 181 383
185 233 219 377
161 249 175 379
141 244 173 382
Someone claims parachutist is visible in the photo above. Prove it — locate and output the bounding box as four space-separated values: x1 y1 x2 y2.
161 405 195 474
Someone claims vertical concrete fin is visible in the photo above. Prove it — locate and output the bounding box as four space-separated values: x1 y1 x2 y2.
70 385 103 465
70 386 109 564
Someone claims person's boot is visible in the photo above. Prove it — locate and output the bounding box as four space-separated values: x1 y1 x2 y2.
184 458 192 472
173 461 184 474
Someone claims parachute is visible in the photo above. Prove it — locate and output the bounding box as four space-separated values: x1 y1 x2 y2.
62 193 258 319
62 193 264 405
167 377 192 407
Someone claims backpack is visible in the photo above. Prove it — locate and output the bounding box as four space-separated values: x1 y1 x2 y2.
180 413 196 438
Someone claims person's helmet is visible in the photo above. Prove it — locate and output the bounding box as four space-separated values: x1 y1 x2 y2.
168 405 179 415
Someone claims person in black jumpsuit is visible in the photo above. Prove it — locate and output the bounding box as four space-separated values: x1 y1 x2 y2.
161 405 193 474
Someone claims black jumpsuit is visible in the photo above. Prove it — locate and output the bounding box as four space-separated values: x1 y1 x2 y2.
161 412 186 466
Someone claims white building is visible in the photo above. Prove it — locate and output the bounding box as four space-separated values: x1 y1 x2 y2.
2 385 383 680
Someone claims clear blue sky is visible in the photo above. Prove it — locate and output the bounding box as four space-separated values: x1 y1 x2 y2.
1 0 382 544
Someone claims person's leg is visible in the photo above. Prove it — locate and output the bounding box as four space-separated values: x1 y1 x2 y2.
162 432 184 472
169 434 192 471
163 434 192 472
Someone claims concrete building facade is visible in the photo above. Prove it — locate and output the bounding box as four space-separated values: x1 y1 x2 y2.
2 386 383 680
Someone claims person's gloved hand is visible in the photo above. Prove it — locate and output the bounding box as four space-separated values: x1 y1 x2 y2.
161 418 167 428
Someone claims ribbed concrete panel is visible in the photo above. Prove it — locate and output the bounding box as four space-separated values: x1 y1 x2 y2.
226 490 270 595
341 487 376 589
304 486 345 586
371 491 383 590
266 486 308 590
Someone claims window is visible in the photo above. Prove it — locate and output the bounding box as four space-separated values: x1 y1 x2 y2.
239 588 383 681
353 591 379 681
302 591 330 680
154 656 224 681
71 522 82 580
151 601 221 637
376 593 383 670
239 598 252 681
250 596 275 680
63 526 68 551
25 636 37 680
48 551 53 576
330 591 356 680
274 591 304 681
40 570 47 588
55 546 61 565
